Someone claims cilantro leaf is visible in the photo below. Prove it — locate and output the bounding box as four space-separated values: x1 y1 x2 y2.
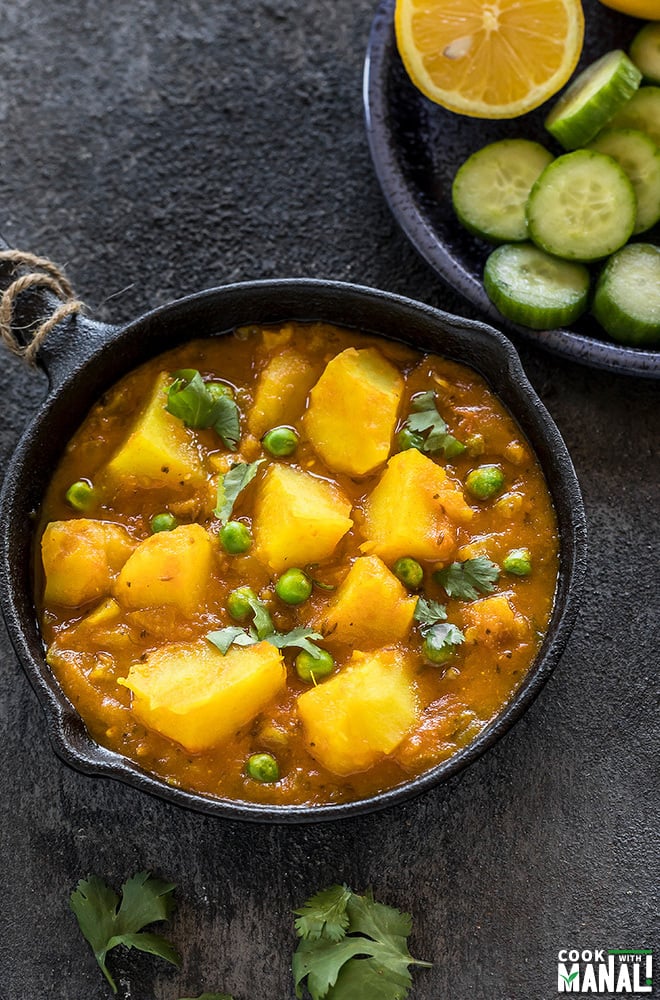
293 886 431 1000
207 626 256 654
424 622 465 658
70 872 180 994
246 591 275 640
212 394 241 451
295 884 352 942
166 369 216 427
403 392 464 458
267 626 325 657
434 556 500 601
214 460 264 524
413 596 447 634
165 369 240 451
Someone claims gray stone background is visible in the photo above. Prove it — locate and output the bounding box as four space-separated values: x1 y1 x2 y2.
0 0 657 997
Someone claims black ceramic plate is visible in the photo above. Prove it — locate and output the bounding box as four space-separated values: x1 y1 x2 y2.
364 0 660 378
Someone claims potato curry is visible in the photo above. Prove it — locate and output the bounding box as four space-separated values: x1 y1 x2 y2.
36 322 559 806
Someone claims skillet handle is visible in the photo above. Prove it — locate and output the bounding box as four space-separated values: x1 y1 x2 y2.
0 245 118 388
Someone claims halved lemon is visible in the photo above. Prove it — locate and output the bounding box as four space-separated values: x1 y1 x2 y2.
395 0 586 119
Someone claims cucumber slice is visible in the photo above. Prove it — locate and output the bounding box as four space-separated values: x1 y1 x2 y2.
630 22 660 85
526 150 636 262
607 86 660 147
452 140 554 243
587 128 660 234
545 50 642 150
592 244 660 345
484 243 590 330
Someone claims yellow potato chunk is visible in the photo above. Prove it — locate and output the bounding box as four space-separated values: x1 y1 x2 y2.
119 639 285 753
41 519 135 607
360 448 473 563
104 372 205 492
297 648 418 775
253 464 353 572
463 593 528 649
114 523 215 616
304 347 404 476
247 349 319 438
322 555 417 647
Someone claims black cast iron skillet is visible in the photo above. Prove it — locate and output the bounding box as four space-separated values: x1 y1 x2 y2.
0 274 587 822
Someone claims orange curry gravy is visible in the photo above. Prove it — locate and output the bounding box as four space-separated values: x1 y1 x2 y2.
36 322 559 806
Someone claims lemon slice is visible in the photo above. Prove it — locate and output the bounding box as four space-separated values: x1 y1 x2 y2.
395 0 585 119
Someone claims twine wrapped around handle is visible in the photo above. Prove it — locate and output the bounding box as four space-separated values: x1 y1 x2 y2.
0 249 84 365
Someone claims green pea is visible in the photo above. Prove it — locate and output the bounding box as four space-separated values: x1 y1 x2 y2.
207 381 235 401
295 648 335 684
465 464 505 500
220 520 252 554
465 433 485 457
422 632 456 666
227 585 258 621
65 480 96 512
150 511 178 533
246 752 280 783
397 427 424 452
262 425 299 457
393 557 424 590
503 547 532 576
275 568 312 605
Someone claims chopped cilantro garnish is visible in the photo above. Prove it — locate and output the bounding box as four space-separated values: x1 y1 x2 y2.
246 588 276 640
403 391 465 458
205 625 256 654
267 626 326 658
207 623 324 658
413 595 448 633
207 593 324 658
165 368 240 450
214 460 264 525
293 885 431 1000
434 556 500 601
425 622 465 656
69 872 180 994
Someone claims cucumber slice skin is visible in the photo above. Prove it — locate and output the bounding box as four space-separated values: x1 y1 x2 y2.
607 86 660 148
526 150 637 262
593 243 660 345
484 243 590 330
587 128 660 234
545 49 642 151
452 140 554 243
630 22 660 86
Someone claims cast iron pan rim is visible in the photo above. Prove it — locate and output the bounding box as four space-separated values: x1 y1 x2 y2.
362 0 660 379
0 277 586 823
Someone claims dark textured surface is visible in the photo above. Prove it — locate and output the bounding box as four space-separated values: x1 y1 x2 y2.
0 2 657 998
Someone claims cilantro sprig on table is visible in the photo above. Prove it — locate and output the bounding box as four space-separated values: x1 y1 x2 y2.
293 884 431 1000
434 555 500 601
402 391 465 458
70 872 181 994
70 872 233 998
165 368 240 451
207 591 325 660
